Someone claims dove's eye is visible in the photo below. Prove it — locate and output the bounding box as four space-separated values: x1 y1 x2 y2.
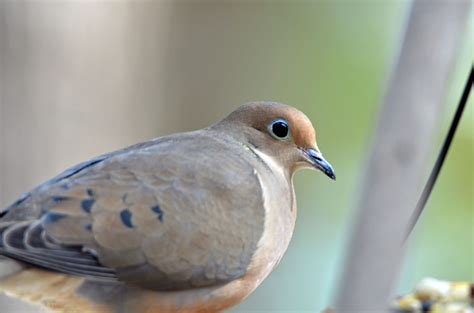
268 119 290 140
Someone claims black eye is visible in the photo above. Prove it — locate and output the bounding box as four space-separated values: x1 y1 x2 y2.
269 119 290 140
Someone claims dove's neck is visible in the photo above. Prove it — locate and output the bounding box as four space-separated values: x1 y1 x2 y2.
209 123 293 180
252 148 287 180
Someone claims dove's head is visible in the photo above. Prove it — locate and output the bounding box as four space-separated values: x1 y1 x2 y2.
217 102 335 180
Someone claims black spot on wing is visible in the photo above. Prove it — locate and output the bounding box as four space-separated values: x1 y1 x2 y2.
86 189 95 197
151 205 164 222
120 209 133 228
42 212 68 225
84 223 93 231
40 196 72 213
52 196 70 203
81 199 95 213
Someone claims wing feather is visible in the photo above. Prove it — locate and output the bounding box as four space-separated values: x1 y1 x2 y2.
0 132 266 290
0 221 117 280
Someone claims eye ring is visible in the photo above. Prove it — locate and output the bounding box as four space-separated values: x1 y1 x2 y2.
268 119 290 140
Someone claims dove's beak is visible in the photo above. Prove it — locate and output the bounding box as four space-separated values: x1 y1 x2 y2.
304 148 336 180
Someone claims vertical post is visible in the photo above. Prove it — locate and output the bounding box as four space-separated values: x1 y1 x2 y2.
335 0 471 311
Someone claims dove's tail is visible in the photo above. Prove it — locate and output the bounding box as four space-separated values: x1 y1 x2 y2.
0 219 114 312
0 269 115 313
0 269 224 313
0 268 217 313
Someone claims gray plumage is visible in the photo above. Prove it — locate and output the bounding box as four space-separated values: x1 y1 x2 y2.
0 130 266 290
0 102 335 313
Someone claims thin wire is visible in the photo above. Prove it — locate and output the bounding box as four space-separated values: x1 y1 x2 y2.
405 65 474 241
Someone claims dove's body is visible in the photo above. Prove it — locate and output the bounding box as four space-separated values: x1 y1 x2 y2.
0 127 295 312
0 102 334 312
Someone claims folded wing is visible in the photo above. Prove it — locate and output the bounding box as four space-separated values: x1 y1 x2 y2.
0 134 266 291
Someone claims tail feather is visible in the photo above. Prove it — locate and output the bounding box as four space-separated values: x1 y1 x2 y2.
0 268 230 313
0 269 114 313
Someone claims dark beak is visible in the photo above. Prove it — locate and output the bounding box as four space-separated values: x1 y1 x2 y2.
305 148 336 180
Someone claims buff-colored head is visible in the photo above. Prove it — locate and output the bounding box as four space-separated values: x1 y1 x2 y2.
216 101 335 179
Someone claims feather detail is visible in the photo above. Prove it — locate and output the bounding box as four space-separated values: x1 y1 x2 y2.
0 269 115 313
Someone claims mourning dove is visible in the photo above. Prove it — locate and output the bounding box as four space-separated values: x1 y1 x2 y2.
0 101 335 313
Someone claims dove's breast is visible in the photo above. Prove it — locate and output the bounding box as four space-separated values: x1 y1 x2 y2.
244 147 297 286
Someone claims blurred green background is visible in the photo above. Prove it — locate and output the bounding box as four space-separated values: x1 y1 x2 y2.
0 1 472 312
